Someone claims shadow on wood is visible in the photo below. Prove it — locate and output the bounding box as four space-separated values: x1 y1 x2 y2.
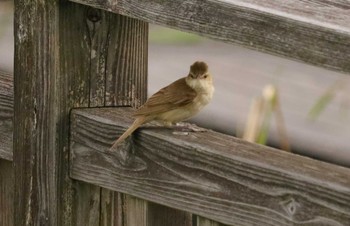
0 159 13 226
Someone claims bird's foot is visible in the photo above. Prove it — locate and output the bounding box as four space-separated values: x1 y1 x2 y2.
173 122 208 132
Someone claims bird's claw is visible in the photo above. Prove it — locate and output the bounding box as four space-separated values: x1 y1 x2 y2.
174 122 208 132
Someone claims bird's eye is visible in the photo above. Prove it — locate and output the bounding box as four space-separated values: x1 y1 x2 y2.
203 74 208 79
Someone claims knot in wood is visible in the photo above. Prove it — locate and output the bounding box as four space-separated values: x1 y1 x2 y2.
280 196 300 217
87 8 101 22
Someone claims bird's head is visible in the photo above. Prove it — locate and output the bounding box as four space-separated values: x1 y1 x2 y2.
186 61 213 91
188 61 210 80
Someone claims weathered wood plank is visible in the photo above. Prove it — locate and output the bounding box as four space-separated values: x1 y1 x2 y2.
70 0 350 74
70 107 350 226
10 3 148 225
124 195 148 226
196 217 227 226
59 4 103 225
0 72 12 120
148 202 192 226
0 159 14 226
14 1 147 225
93 8 149 226
71 182 101 225
13 1 62 225
0 71 13 161
100 190 120 226
58 2 149 226
100 192 149 226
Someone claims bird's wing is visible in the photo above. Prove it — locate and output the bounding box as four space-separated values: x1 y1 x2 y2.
133 77 197 116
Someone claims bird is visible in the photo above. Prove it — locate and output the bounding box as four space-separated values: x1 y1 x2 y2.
110 61 214 150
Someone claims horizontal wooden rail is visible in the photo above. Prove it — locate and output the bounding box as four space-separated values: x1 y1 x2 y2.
70 0 350 74
70 107 350 226
0 71 13 161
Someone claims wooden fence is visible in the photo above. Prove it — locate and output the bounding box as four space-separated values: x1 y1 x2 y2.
1 0 350 225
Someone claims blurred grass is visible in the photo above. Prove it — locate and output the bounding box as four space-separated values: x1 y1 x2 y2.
308 79 348 120
149 25 202 44
308 90 335 119
243 85 290 152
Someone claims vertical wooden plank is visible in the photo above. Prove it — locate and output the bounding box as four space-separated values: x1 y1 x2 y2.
58 3 100 226
196 216 228 226
99 11 148 226
100 190 120 226
0 160 13 226
100 194 148 226
14 1 148 225
71 183 100 226
99 11 194 226
59 3 101 225
13 0 60 225
86 7 108 107
60 3 149 226
14 1 98 225
148 203 192 226
104 10 148 107
124 196 148 226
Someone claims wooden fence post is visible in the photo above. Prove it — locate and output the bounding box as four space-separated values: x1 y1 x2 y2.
14 1 148 225
148 203 192 226
0 159 13 226
14 1 61 225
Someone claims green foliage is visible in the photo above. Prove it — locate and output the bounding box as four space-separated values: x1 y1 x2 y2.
308 79 347 120
257 104 273 145
149 26 202 44
308 89 335 119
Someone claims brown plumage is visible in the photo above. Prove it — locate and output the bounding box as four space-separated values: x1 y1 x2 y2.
134 78 197 116
110 61 214 149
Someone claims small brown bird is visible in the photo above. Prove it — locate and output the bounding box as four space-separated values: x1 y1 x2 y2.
110 61 214 149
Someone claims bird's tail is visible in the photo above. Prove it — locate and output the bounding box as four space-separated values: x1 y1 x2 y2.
110 116 146 149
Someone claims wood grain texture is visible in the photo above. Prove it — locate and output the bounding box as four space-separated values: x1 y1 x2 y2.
196 217 227 226
124 195 148 226
58 2 149 226
86 8 149 225
0 159 14 226
100 190 120 226
0 71 13 161
83 8 149 226
70 0 350 74
59 4 102 225
70 107 350 226
71 182 101 226
13 1 148 225
148 202 192 226
14 1 61 225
